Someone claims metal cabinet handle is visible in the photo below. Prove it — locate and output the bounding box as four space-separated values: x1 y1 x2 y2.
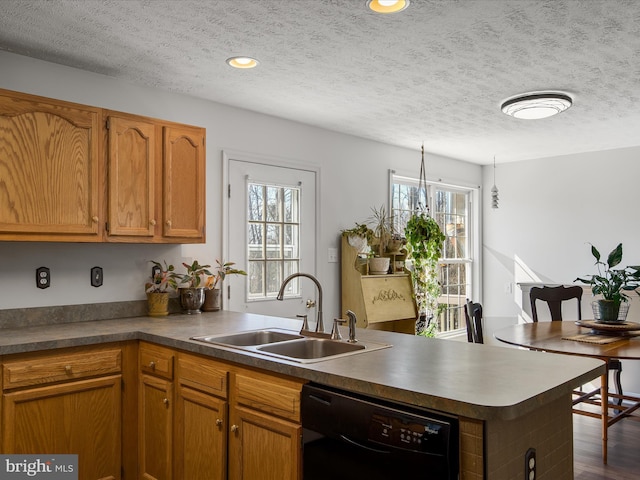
64 365 72 374
149 361 156 370
216 419 223 427
149 219 157 226
231 424 239 433
166 220 172 227
163 398 169 406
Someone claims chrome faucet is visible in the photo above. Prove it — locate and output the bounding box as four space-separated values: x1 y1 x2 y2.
345 310 358 343
277 273 324 334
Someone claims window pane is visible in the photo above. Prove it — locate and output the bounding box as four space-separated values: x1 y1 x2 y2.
283 188 298 223
266 224 281 259
248 223 264 259
266 261 282 296
284 224 299 259
248 184 264 221
266 186 281 222
248 261 264 297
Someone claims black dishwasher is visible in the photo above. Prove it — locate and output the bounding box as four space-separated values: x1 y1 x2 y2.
302 383 459 480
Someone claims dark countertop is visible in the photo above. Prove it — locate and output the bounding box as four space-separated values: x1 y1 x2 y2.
0 310 605 421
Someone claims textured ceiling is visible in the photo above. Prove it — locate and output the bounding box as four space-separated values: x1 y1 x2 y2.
1 0 639 164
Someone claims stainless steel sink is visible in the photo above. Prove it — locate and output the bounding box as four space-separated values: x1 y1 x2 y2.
257 337 365 359
193 328 303 346
191 328 391 363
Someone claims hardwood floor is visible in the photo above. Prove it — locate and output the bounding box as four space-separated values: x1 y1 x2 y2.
574 414 640 479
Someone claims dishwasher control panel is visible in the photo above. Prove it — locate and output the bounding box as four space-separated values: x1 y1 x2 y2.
369 412 448 453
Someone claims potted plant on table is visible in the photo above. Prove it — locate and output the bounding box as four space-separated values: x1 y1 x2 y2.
202 260 247 312
172 260 213 314
575 243 640 323
145 260 177 316
404 212 446 336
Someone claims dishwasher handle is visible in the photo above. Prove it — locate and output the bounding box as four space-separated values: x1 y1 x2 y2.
339 434 391 455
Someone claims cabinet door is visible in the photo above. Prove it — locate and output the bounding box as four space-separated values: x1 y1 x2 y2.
228 405 302 480
175 384 227 480
107 115 156 237
0 90 101 240
163 126 205 240
139 373 173 480
2 375 121 480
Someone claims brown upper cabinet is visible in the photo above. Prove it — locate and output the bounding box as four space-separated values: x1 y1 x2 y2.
106 113 206 242
0 88 206 243
0 89 102 241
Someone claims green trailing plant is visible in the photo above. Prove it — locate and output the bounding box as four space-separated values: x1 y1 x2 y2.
341 223 374 243
575 243 640 303
145 260 177 293
205 259 247 290
405 212 446 334
173 260 213 288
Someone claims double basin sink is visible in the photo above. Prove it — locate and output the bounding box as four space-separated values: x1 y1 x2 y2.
191 328 391 363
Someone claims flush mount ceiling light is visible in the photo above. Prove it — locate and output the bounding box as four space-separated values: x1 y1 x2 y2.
366 0 410 14
226 56 259 69
501 93 572 120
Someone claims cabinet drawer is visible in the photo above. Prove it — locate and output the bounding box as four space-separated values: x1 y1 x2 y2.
139 342 174 380
3 347 122 390
177 353 228 398
233 371 304 422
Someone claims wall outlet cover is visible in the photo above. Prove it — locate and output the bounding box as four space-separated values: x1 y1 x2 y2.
91 266 103 287
36 267 50 289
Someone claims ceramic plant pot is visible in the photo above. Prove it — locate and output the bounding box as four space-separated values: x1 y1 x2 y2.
147 292 170 317
592 300 629 324
369 257 390 275
179 287 206 314
201 288 222 312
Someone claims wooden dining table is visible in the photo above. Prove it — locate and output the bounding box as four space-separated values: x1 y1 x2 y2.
494 320 640 464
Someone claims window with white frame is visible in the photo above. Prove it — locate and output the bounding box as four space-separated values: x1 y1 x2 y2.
391 173 475 334
247 182 301 300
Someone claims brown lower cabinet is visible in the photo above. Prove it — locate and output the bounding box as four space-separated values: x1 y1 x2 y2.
138 341 305 480
1 343 135 480
0 340 304 480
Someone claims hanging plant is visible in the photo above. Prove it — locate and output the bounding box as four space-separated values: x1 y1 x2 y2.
405 212 445 335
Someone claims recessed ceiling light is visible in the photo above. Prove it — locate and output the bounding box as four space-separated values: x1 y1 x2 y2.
501 93 572 120
226 56 259 69
366 0 410 14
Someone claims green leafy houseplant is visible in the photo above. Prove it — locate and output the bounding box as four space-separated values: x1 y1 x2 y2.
205 259 247 290
405 212 446 336
575 243 640 322
173 260 213 288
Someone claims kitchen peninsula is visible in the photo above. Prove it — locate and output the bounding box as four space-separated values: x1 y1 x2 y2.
0 308 604 479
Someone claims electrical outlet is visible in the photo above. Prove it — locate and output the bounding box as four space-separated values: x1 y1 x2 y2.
151 265 162 280
36 267 50 289
91 266 103 287
525 448 536 480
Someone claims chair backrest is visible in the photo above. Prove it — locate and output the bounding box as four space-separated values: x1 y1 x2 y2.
464 299 484 344
529 285 583 322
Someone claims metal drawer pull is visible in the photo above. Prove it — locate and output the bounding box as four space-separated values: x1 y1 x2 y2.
163 398 169 406
64 365 72 374
231 424 239 433
148 361 156 370
216 419 223 427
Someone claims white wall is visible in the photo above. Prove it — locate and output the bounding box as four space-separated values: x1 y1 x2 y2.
482 146 640 393
0 51 482 316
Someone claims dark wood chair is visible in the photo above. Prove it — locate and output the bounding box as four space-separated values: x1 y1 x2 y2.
529 285 623 405
464 299 484 344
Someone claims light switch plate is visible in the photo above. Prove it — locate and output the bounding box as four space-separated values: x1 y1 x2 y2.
91 266 103 287
328 247 338 263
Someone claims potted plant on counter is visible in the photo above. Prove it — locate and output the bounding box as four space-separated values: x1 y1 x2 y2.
575 243 640 323
367 205 392 274
172 260 213 314
202 260 247 312
145 260 177 316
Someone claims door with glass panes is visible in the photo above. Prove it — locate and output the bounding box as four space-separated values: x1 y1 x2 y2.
227 158 317 319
